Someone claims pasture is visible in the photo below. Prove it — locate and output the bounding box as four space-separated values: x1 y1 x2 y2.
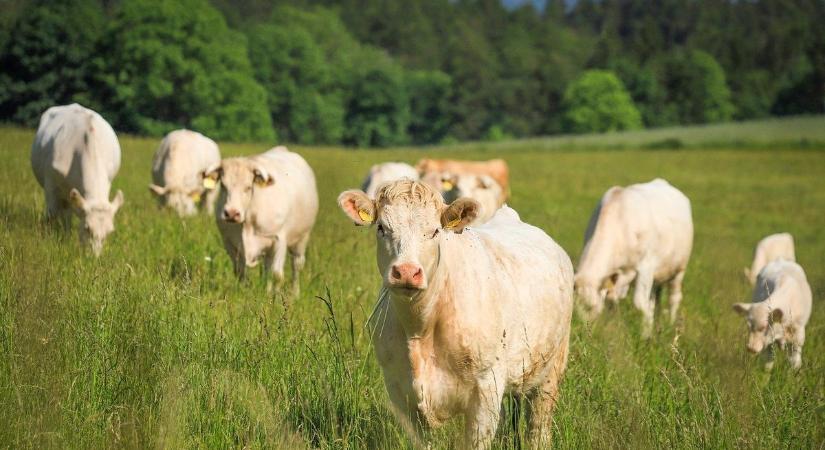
1 122 824 449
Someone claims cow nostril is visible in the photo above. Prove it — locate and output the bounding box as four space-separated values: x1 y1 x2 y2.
391 266 402 280
413 268 422 280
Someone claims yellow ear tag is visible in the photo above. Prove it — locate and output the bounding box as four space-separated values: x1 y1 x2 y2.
190 192 202 202
358 209 373 223
446 218 461 229
203 178 216 190
442 181 454 191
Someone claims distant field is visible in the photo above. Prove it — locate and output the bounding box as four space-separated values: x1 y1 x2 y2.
1 125 824 449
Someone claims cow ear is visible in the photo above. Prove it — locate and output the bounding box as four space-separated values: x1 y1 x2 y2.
338 190 375 226
201 163 221 190
441 197 480 233
732 303 751 316
111 190 124 212
440 172 455 192
770 308 784 323
253 167 274 187
149 184 167 196
415 159 431 175
69 188 87 212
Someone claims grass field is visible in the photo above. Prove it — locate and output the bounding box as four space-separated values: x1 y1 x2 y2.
1 120 824 449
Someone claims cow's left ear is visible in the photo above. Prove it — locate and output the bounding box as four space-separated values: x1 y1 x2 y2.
338 190 375 226
253 167 274 187
441 198 480 233
69 188 87 212
202 163 222 190
770 308 784 323
111 190 124 213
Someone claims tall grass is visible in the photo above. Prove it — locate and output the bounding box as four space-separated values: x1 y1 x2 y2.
1 126 823 448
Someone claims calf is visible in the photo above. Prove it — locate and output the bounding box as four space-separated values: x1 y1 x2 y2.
361 162 419 199
205 146 318 292
733 260 812 370
441 173 504 225
575 178 693 337
744 233 795 285
150 129 221 216
417 158 510 200
338 180 573 448
30 103 124 256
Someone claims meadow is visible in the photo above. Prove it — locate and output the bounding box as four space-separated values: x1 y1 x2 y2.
1 117 824 449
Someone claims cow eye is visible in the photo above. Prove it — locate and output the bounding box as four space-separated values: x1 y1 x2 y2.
377 224 385 236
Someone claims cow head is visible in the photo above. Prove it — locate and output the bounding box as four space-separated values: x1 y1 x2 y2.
733 302 785 354
338 180 479 296
149 181 205 217
69 188 124 256
202 158 273 224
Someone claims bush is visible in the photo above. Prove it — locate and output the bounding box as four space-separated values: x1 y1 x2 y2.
405 70 452 144
654 49 735 124
562 70 643 133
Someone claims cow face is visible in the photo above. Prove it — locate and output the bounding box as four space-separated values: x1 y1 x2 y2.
574 275 605 321
149 183 204 216
733 303 784 354
69 188 124 256
338 180 479 296
203 158 273 224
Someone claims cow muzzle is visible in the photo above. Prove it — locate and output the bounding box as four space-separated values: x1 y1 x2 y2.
222 207 243 223
389 262 425 290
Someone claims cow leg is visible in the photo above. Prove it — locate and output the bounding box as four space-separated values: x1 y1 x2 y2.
667 270 686 324
288 232 311 296
223 235 245 280
762 344 776 371
204 186 219 216
464 371 505 449
527 334 569 447
269 234 288 286
789 327 804 370
632 267 656 338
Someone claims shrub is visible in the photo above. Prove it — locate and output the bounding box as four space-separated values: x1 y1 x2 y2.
562 70 643 133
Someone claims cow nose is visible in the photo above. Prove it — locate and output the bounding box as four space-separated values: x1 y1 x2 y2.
222 208 241 222
390 263 424 288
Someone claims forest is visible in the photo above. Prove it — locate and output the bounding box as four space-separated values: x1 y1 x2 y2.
1 0 823 146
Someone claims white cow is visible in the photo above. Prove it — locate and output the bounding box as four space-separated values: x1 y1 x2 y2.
30 103 124 256
733 260 812 370
575 178 693 337
149 129 221 216
744 233 795 285
361 162 419 199
338 180 574 449
204 146 318 293
442 173 505 225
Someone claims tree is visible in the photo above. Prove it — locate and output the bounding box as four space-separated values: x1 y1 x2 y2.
405 70 452 144
0 0 104 126
654 49 734 124
96 0 273 141
562 70 643 133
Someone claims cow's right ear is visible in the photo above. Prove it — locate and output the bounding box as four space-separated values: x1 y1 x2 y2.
338 190 375 226
149 184 167 197
441 197 480 233
69 188 87 212
201 163 222 190
732 303 751 316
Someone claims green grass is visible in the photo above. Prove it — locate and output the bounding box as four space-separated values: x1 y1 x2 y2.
1 125 824 449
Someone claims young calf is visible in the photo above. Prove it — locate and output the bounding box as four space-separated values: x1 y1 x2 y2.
205 146 318 292
150 129 221 216
441 173 505 225
361 162 419 199
338 180 573 449
30 103 124 256
733 260 812 370
743 233 795 285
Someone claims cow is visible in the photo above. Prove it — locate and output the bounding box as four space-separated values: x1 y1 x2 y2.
337 179 574 449
574 178 693 338
744 233 795 285
733 260 812 370
204 146 318 293
30 103 124 256
149 129 221 216
361 162 419 199
417 158 510 200
441 173 505 225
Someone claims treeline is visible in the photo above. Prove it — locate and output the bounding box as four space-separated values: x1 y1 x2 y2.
0 0 823 146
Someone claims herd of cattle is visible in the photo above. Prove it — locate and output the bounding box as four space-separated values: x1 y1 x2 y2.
28 103 813 448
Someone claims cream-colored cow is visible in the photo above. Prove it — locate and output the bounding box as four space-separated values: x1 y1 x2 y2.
205 146 318 292
441 173 504 225
733 260 812 370
31 103 124 256
744 233 795 285
416 158 509 198
150 129 221 216
338 180 573 449
361 162 419 199
575 178 693 338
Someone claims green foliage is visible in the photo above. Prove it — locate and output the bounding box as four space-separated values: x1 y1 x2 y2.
0 1 104 126
98 0 274 142
653 49 735 125
405 70 452 144
562 70 643 133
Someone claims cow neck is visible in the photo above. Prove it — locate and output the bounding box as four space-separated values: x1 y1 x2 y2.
389 237 450 340
80 129 111 203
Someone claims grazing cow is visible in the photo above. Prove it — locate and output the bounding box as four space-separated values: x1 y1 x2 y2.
417 158 510 200
744 233 795 285
575 178 693 338
733 260 812 370
441 173 505 225
361 162 419 199
31 103 124 256
204 146 318 292
149 129 221 216
338 180 573 449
